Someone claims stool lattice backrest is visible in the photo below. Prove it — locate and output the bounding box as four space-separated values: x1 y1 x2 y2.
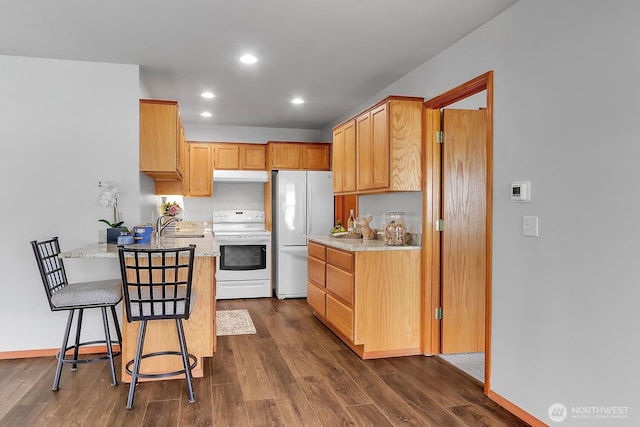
31 237 70 311
117 245 196 322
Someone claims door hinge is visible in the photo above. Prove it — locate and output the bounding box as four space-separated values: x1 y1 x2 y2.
435 307 443 320
435 219 444 231
436 131 444 143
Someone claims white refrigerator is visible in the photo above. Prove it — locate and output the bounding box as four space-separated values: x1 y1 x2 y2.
273 170 334 299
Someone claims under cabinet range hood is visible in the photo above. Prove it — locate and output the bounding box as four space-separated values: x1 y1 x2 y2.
213 170 269 183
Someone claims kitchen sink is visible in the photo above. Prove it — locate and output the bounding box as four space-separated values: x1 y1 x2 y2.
164 233 206 238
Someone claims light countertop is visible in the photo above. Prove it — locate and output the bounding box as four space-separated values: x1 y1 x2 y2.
308 235 421 252
60 231 219 258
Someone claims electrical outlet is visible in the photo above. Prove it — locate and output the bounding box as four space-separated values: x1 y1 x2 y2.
523 216 539 237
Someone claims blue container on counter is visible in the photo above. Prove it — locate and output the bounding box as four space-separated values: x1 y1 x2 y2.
133 226 153 244
117 233 135 245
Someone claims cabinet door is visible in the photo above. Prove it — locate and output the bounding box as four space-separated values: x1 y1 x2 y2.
332 121 356 193
240 145 266 169
307 282 327 317
388 100 422 191
186 143 212 197
177 115 186 178
332 127 345 192
213 144 240 169
302 144 330 170
370 103 390 190
326 264 353 305
308 256 326 287
356 111 373 190
327 294 353 339
270 142 301 169
140 100 180 179
308 241 326 261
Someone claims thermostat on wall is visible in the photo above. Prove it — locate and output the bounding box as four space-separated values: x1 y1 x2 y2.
511 181 531 202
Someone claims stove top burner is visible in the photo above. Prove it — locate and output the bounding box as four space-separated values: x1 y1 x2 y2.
212 210 270 241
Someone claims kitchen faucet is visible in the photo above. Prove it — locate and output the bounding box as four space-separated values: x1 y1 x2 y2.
155 215 182 239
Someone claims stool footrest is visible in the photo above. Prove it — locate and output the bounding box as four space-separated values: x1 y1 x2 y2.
58 340 122 365
125 351 197 379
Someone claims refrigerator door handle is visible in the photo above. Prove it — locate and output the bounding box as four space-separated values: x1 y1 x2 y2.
305 175 310 235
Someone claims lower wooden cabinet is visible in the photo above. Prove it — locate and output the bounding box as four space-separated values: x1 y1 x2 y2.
307 281 326 316
326 294 353 339
307 240 421 359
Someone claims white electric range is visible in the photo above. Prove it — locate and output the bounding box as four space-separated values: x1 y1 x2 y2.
212 210 272 299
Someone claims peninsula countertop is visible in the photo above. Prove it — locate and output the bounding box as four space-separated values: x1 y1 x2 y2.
308 235 421 252
59 231 220 258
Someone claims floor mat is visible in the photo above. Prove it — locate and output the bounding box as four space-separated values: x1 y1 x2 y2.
216 309 257 336
439 352 484 382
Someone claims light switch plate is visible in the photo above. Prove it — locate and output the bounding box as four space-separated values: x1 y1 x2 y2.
523 216 539 237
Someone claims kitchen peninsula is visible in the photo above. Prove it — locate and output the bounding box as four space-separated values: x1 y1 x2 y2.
307 236 422 359
60 232 219 381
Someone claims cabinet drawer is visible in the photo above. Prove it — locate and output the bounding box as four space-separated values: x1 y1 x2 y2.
308 256 326 287
327 294 353 340
327 247 354 272
326 264 353 305
308 241 326 261
307 282 326 317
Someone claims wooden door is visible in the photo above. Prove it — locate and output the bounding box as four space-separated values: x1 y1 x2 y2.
441 109 487 353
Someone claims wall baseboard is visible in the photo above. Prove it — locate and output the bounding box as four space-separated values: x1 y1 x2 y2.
0 345 115 360
488 390 547 427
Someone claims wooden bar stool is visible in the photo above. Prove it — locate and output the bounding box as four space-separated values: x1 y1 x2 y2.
117 244 197 409
31 237 123 391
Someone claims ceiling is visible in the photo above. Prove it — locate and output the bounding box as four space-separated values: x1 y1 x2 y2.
0 0 518 130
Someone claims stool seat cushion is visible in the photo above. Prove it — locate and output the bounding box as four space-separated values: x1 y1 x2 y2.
127 288 197 318
50 279 122 308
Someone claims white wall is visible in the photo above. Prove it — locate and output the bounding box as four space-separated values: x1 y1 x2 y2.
0 55 140 352
323 1 639 424
185 123 325 143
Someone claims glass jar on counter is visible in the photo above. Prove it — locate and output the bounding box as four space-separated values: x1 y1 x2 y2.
384 212 406 246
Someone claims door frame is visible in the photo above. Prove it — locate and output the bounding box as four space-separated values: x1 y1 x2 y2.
421 71 493 394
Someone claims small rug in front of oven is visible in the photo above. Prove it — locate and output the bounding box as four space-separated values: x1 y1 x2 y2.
216 309 257 336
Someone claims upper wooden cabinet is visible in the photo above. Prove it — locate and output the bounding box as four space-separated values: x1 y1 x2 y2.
268 142 331 171
139 99 186 181
240 144 267 169
185 143 213 197
212 143 266 170
333 96 423 194
332 120 356 193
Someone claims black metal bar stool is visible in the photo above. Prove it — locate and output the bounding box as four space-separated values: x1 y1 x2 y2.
30 237 123 391
117 244 197 409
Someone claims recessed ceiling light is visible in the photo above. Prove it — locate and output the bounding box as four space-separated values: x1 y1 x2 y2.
291 98 304 105
200 111 213 118
240 54 258 64
201 91 215 99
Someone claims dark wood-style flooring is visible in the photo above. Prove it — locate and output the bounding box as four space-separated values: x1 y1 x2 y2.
0 298 528 426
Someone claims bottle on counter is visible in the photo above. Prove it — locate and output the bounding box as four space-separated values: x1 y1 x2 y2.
347 209 356 237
